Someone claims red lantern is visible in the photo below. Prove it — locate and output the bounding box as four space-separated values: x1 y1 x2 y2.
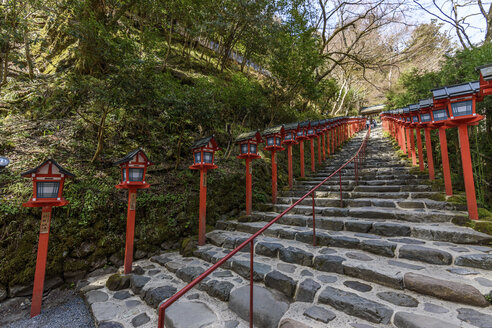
190 135 220 245
477 63 492 97
418 98 435 180
262 125 285 204
115 148 153 190
22 159 74 207
114 148 153 274
21 159 75 318
282 123 299 189
236 131 262 215
297 121 310 178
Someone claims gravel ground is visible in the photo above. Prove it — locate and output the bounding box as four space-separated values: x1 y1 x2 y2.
0 289 96 328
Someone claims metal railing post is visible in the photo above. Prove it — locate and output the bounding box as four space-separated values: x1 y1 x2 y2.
355 156 358 185
249 239 254 328
339 171 343 207
312 193 316 246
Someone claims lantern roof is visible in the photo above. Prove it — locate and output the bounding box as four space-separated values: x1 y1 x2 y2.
283 122 299 132
21 159 75 178
403 107 410 113
419 98 433 109
114 148 154 166
299 120 310 128
310 120 320 128
262 124 285 137
409 104 419 112
236 130 262 143
190 135 220 151
431 81 480 99
476 63 492 81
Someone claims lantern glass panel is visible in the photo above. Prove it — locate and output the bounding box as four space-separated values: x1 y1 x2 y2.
250 144 257 154
297 131 304 137
203 151 213 164
37 181 60 198
308 129 314 135
129 168 144 181
122 169 126 181
451 100 473 117
275 137 281 146
267 137 274 146
412 116 418 123
285 133 292 140
241 143 249 154
194 152 201 163
433 109 448 121
420 113 431 122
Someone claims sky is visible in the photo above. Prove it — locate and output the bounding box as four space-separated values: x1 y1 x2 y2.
413 0 491 45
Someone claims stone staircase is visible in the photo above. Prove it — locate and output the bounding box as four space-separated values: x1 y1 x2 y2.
81 127 492 328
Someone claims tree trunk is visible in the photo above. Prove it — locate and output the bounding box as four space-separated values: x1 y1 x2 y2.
24 26 34 80
90 105 109 163
164 18 173 65
2 48 9 85
174 129 184 170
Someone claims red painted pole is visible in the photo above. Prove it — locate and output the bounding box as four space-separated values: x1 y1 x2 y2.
438 127 453 196
30 206 52 317
322 133 326 161
410 128 417 166
326 132 330 157
416 128 424 171
198 169 207 245
317 136 322 165
287 144 293 189
425 128 435 180
300 140 305 178
310 138 315 172
124 189 137 274
458 124 479 220
272 151 277 204
331 129 335 153
401 125 407 154
406 128 412 159
245 158 252 215
312 194 316 246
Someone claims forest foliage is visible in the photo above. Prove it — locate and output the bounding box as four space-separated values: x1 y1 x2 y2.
0 0 491 288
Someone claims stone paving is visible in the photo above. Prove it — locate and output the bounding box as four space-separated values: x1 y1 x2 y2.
82 127 492 328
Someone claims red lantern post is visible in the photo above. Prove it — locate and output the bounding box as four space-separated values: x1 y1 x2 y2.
263 125 285 204
115 148 153 274
21 159 75 317
236 131 263 215
418 99 435 179
433 79 484 220
297 121 310 178
306 122 317 172
283 123 299 189
320 120 327 161
190 136 220 245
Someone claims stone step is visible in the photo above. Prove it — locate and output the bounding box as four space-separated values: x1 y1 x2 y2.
241 212 489 244
212 222 492 271
272 204 466 223
79 257 250 328
201 231 490 311
276 197 466 211
298 177 429 186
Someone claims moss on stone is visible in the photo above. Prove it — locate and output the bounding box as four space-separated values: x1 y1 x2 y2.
478 208 492 221
179 237 197 257
447 194 467 204
429 193 446 202
466 220 492 237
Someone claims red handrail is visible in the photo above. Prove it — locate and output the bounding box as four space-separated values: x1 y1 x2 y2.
158 126 371 328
